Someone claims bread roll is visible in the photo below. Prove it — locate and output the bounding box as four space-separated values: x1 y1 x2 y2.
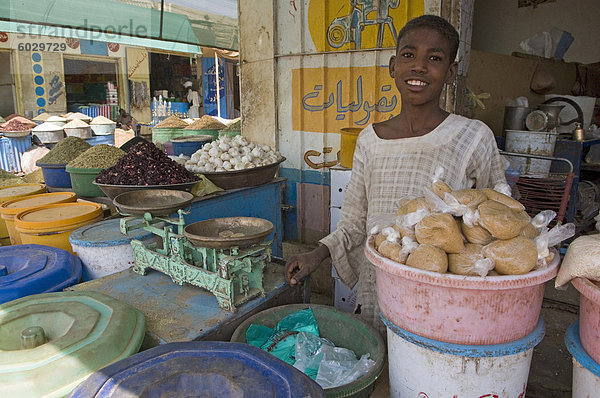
478 200 530 239
483 236 538 275
396 197 431 216
461 219 494 245
378 240 402 263
406 244 448 273
482 188 525 212
375 233 387 249
448 243 487 276
520 222 539 239
415 213 464 254
450 189 488 209
431 180 452 199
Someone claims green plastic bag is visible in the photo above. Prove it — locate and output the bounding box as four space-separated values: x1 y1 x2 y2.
246 308 319 366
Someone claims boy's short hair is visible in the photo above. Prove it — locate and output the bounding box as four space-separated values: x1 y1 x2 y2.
396 15 459 62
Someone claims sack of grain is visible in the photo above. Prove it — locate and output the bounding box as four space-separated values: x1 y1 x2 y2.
478 200 530 239
483 236 538 275
415 213 464 254
406 243 448 273
448 243 494 276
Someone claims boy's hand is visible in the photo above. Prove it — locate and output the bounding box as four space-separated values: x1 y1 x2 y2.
285 245 331 286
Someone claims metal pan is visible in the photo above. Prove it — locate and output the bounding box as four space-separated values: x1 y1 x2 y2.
183 217 274 248
113 189 194 216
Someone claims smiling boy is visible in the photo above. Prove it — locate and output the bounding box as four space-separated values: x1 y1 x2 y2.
286 15 506 333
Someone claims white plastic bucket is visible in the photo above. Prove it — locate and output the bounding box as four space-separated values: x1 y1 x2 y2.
565 321 600 398
505 130 558 177
383 314 544 398
69 219 160 281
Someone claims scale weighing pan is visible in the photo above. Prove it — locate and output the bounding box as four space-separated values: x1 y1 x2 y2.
113 189 194 216
184 217 274 249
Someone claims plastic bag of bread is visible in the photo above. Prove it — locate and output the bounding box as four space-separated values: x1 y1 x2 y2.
478 200 530 239
520 223 540 239
415 213 464 254
555 234 600 287
482 188 525 212
430 166 452 199
534 222 575 267
423 187 470 217
447 189 488 210
482 236 538 275
461 219 494 245
448 243 495 276
378 239 402 263
406 243 448 273
395 209 429 240
396 197 431 216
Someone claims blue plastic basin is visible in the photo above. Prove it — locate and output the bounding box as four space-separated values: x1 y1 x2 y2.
0 244 82 304
67 341 325 398
37 163 71 188
170 135 213 157
86 135 115 146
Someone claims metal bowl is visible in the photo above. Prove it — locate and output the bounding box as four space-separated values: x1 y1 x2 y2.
93 179 200 200
183 217 274 248
113 189 194 216
202 157 285 190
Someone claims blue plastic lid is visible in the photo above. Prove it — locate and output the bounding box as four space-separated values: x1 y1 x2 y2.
565 321 600 378
0 244 82 304
67 341 325 398
69 218 155 248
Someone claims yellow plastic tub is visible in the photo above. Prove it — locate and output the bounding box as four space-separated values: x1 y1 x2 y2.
0 183 46 245
340 128 362 169
15 202 103 254
0 192 77 245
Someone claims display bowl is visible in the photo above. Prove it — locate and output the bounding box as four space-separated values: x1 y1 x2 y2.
183 217 274 249
92 179 200 200
64 126 92 139
113 189 194 216
202 158 285 190
1 130 32 138
90 123 116 136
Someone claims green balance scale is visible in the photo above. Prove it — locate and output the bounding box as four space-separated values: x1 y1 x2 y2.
113 189 274 312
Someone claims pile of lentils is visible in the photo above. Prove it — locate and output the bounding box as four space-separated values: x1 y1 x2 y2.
96 141 199 185
37 136 91 165
67 145 126 169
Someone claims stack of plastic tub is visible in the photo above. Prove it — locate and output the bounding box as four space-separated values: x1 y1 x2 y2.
364 236 559 397
0 134 32 173
566 278 600 397
0 184 46 245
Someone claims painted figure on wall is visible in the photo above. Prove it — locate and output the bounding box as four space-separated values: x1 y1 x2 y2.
327 0 400 49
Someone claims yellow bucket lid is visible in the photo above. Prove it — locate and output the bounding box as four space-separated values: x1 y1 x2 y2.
0 192 77 215
15 202 103 231
0 183 46 201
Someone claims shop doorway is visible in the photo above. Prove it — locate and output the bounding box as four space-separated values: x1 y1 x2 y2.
0 51 16 116
63 57 118 113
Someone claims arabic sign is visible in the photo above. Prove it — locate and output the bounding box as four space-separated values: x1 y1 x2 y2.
202 56 227 117
292 65 399 133
306 0 423 52
126 47 149 80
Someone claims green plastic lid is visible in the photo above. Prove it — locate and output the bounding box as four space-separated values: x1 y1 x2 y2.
0 291 145 398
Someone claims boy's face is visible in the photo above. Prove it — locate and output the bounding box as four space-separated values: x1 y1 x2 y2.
389 27 457 108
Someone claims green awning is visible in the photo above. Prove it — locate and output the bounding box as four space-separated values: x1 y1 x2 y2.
0 0 203 53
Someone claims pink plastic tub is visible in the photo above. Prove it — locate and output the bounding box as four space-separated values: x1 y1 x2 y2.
364 236 559 345
572 277 600 364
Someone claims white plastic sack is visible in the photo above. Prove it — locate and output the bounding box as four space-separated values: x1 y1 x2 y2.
555 234 600 288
